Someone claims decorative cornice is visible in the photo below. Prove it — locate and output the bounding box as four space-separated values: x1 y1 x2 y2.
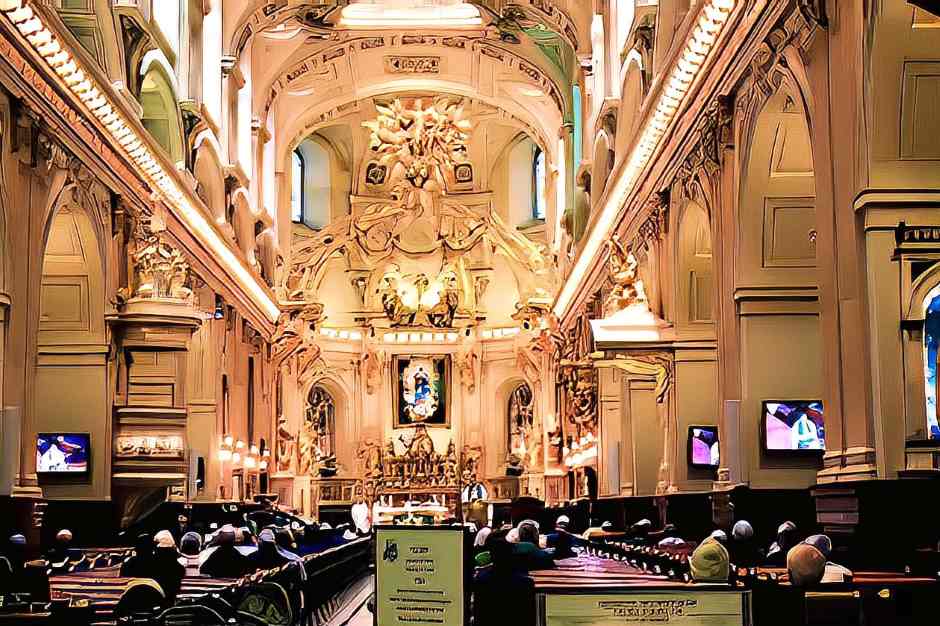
553 0 739 320
0 1 280 329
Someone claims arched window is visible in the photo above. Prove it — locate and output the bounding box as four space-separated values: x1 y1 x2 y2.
572 85 583 167
532 148 547 220
924 287 940 439
139 66 184 165
508 383 534 458
291 150 304 223
305 385 336 458
292 139 332 229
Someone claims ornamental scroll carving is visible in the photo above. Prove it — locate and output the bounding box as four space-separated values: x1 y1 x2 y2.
355 426 481 498
277 97 553 321
129 222 193 302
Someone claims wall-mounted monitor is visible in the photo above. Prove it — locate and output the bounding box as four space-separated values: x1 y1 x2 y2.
687 426 719 468
762 401 825 452
37 434 90 474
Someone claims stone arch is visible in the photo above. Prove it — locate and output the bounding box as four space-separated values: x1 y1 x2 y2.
301 373 355 474
31 183 111 499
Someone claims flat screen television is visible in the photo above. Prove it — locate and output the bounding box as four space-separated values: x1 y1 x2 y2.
762 401 825 452
687 426 719 468
37 433 90 474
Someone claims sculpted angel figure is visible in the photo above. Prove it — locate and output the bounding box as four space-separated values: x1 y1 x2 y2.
604 235 649 317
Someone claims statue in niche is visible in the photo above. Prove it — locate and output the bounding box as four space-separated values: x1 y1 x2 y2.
603 235 650 318
398 424 436 480
361 346 385 395
443 441 459 485
455 339 478 392
378 272 413 326
461 445 483 484
275 415 295 474
299 385 337 476
425 271 461 328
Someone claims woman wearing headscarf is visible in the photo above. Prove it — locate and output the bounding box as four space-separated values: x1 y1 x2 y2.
249 529 291 571
200 525 254 578
690 537 730 583
121 533 155 578
729 520 763 568
148 531 185 603
473 526 492 556
473 538 536 626
178 532 202 577
765 521 798 566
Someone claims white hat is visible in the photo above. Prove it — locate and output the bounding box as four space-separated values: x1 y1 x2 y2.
154 530 176 549
556 515 570 527
56 529 73 542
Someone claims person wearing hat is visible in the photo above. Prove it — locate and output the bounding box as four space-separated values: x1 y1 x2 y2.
709 529 728 544
149 531 185 603
690 537 730 583
200 524 254 578
729 520 763 568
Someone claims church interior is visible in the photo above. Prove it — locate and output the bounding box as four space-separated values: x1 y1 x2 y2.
1 1 940 624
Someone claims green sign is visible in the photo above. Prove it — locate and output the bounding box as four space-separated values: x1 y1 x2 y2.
543 590 750 626
375 527 466 626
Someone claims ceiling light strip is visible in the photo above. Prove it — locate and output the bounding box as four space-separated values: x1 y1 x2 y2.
553 0 736 318
1 1 280 324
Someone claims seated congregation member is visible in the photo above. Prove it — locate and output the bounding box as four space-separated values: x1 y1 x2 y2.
765 521 798 567
786 541 827 587
512 521 555 571
178 532 202 577
544 515 570 549
473 526 492 557
729 521 763 568
249 529 291 571
0 534 27 592
582 520 614 542
121 533 155 578
200 525 254 578
45 529 73 567
149 531 185 603
473 538 536 626
171 515 190 546
804 534 853 583
690 537 730 583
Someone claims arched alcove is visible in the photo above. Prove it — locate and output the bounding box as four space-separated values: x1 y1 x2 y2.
299 375 354 475
35 202 109 499
676 201 714 328
139 64 185 165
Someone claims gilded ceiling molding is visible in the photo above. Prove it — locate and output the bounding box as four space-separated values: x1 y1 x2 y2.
264 33 568 125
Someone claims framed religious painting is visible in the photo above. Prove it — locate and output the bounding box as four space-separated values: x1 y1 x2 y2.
393 355 450 427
